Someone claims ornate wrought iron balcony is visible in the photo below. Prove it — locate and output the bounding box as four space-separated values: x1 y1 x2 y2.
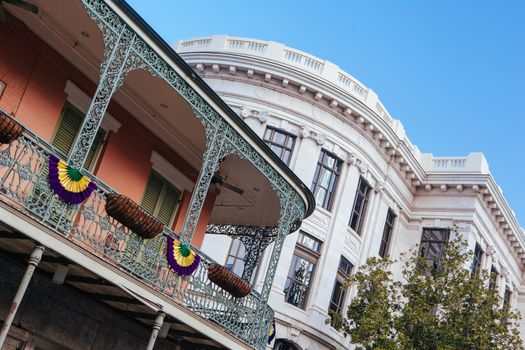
0 111 273 348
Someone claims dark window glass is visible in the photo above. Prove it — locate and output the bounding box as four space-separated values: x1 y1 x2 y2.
338 256 353 276
379 209 396 258
419 228 450 270
284 255 315 308
263 127 296 165
503 288 512 313
297 231 322 254
329 279 346 315
311 150 342 210
274 340 299 350
349 177 372 235
489 265 499 290
471 243 483 276
329 256 354 316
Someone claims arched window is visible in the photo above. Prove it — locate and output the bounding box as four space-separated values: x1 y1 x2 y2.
274 339 299 350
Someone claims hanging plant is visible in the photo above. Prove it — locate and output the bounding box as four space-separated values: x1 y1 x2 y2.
167 236 200 276
105 193 163 239
48 154 97 205
207 263 252 298
0 112 24 144
268 319 276 344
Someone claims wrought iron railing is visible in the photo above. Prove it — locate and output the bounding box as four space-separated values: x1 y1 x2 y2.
0 110 272 348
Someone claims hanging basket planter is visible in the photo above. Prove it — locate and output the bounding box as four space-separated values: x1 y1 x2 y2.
0 112 23 144
167 236 200 276
48 154 97 205
105 193 164 239
208 263 252 298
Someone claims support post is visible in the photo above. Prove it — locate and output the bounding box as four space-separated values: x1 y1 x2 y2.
179 125 225 245
0 245 45 347
68 26 136 169
249 196 297 349
146 312 165 350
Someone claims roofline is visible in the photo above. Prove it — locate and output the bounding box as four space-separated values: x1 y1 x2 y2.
109 0 316 218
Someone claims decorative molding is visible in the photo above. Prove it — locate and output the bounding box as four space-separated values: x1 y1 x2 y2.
240 106 268 123
150 151 194 192
64 80 121 134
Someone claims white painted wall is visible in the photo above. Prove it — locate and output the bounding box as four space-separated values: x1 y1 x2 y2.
184 36 525 349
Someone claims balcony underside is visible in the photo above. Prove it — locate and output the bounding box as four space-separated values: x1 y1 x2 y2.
0 228 226 349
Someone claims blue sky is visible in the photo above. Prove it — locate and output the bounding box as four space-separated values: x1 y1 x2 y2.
127 0 525 226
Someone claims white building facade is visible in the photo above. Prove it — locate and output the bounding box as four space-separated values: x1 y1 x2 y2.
176 35 525 350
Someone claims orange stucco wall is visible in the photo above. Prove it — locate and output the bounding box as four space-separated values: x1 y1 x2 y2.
173 190 218 247
0 16 213 248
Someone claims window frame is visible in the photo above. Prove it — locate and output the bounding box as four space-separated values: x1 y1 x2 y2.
329 256 353 316
263 126 297 165
419 227 450 271
311 149 343 211
378 209 396 258
471 243 484 276
283 232 322 309
489 265 499 290
349 177 372 235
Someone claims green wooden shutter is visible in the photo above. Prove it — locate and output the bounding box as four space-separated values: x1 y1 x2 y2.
52 102 83 158
52 101 105 170
141 171 164 215
157 184 181 226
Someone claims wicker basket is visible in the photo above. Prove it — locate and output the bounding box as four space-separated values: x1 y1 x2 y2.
105 193 164 239
208 263 252 298
0 113 23 144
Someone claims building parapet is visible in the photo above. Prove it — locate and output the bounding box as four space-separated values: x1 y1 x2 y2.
175 35 406 141
421 152 490 174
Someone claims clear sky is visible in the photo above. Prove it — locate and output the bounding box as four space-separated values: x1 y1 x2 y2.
127 0 525 226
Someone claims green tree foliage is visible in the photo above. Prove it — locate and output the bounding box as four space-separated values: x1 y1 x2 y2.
329 234 523 350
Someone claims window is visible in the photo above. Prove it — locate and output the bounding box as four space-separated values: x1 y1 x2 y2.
311 150 342 210
379 209 396 258
349 177 372 235
329 256 353 316
225 239 246 277
263 127 296 165
52 101 105 171
489 265 499 290
284 232 321 308
123 171 182 269
419 228 450 270
503 288 512 313
141 170 181 226
274 340 299 350
471 243 483 276
224 239 259 284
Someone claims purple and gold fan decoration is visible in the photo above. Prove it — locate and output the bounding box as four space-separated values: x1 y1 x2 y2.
268 319 276 344
48 154 97 205
167 236 200 276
